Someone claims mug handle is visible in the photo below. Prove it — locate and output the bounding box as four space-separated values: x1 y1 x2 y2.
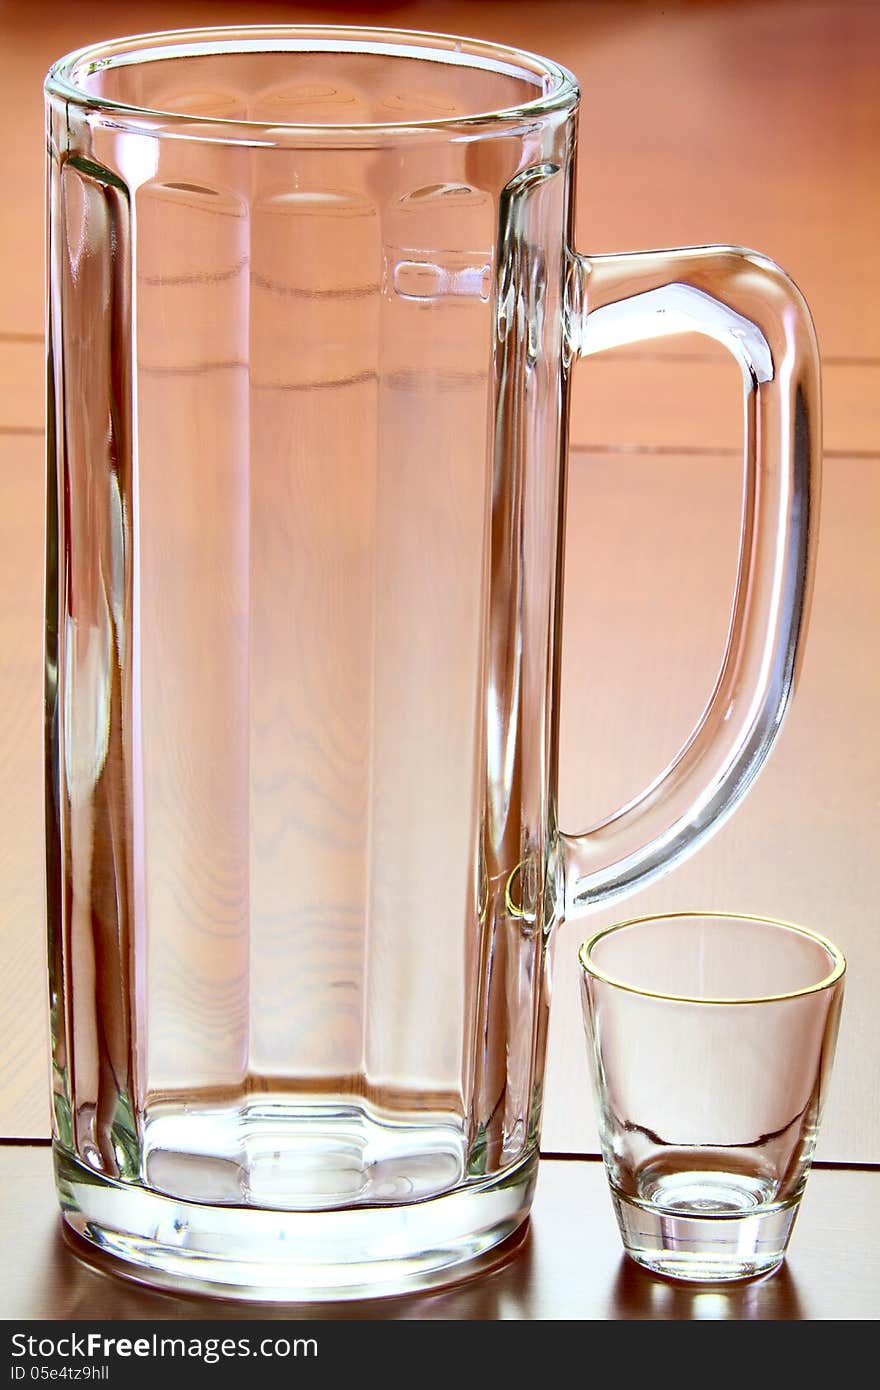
561 246 820 912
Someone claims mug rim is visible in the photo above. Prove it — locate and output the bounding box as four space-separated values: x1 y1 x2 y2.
45 24 580 140
578 911 846 1005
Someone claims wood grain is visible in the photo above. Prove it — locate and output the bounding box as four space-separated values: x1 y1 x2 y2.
0 339 42 433
4 334 878 454
572 349 880 456
0 1148 876 1319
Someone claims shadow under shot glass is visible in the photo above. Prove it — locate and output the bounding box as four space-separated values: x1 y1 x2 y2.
579 913 845 1282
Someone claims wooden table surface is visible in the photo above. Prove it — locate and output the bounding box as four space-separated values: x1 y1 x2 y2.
0 1148 876 1320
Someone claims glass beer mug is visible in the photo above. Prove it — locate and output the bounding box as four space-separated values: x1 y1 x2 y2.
45 26 819 1299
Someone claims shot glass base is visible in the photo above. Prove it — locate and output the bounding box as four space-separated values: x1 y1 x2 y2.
611 1187 799 1283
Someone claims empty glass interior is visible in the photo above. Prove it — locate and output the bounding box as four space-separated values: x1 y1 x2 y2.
46 21 578 1216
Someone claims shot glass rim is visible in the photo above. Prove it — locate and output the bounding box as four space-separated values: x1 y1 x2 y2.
44 24 580 139
578 911 846 1005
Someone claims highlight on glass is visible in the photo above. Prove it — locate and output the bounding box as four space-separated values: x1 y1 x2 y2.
579 913 845 1282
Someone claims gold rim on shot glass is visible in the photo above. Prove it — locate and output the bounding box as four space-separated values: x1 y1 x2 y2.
578 913 845 1283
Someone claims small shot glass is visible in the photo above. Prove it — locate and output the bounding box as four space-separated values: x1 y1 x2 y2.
579 912 845 1283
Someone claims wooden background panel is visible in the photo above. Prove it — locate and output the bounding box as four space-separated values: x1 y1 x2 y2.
2 0 879 355
0 0 877 1157
0 337 42 433
4 334 879 455
571 348 880 457
544 450 880 1162
5 447 877 1153
4 337 879 457
565 0 880 361
0 432 48 1137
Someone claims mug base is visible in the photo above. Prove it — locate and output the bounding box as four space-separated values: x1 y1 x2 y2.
54 1144 537 1302
611 1186 799 1283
